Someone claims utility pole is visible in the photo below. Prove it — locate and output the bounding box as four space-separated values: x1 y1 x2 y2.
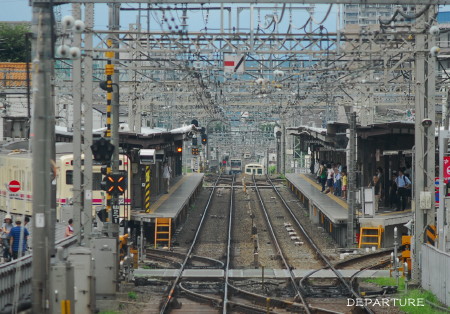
31 2 54 313
347 112 357 247
72 3 83 245
412 5 436 283
83 3 94 245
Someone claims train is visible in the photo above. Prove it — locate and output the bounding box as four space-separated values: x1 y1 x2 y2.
230 158 242 174
244 163 265 175
0 142 131 221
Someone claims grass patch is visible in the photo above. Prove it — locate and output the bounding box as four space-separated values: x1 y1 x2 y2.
268 165 276 174
364 276 405 291
399 289 449 314
363 277 450 313
128 291 138 300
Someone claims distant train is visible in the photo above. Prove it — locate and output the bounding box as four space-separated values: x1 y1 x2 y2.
230 159 242 174
244 163 265 175
0 144 131 221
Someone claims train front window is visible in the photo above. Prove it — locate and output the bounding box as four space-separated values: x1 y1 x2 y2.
66 171 84 184
66 170 73 185
257 169 262 174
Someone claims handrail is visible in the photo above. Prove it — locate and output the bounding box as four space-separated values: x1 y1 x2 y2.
0 235 78 311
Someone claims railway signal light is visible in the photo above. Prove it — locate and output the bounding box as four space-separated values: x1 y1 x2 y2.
91 137 115 162
176 146 183 153
192 137 197 146
201 134 207 145
101 174 127 195
192 148 199 155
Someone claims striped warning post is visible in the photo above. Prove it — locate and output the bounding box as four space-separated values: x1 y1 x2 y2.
425 225 437 246
144 166 151 213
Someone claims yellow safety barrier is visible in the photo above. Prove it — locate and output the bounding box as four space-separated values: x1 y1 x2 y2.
358 225 384 249
154 218 172 248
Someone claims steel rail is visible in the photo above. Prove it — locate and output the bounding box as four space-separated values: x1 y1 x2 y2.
147 249 225 268
159 174 222 314
266 175 375 314
253 175 311 314
222 175 235 313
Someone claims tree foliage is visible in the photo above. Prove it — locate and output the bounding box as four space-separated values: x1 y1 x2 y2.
0 23 31 62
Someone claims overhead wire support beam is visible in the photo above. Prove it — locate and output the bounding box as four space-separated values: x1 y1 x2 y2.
30 0 450 5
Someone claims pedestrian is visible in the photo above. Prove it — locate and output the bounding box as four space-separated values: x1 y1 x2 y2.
319 162 327 192
389 174 398 209
162 161 172 194
1 214 13 262
369 175 381 213
404 163 412 179
24 216 31 250
395 169 411 211
65 219 74 238
341 171 348 200
9 220 29 260
324 164 334 194
333 167 342 196
313 159 320 180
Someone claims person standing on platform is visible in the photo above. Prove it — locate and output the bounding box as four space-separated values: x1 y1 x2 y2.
1 214 13 262
319 162 327 192
395 170 411 211
324 164 334 194
369 175 381 213
163 161 172 194
341 171 348 200
389 174 398 210
9 220 29 260
65 219 74 238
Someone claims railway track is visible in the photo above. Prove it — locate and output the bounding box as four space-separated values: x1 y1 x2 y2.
262 175 375 314
154 174 386 313
159 174 225 313
190 175 234 264
252 174 313 313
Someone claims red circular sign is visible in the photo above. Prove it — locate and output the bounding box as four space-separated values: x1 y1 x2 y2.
8 180 21 193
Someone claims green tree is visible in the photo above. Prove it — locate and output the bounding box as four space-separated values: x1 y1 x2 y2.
0 23 31 62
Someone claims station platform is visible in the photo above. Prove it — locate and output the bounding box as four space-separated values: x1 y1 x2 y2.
133 268 389 279
131 173 204 227
285 173 413 248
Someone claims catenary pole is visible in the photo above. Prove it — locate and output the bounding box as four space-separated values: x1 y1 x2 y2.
72 3 83 245
31 3 54 313
347 111 356 247
412 5 436 283
83 3 95 245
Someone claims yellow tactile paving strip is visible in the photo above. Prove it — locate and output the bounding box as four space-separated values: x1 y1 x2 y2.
300 174 349 209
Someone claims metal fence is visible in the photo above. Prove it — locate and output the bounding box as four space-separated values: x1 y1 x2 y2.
421 243 450 306
0 236 77 311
